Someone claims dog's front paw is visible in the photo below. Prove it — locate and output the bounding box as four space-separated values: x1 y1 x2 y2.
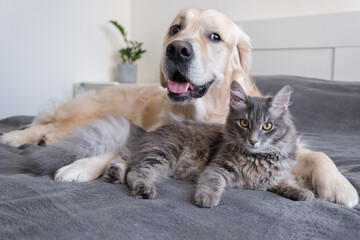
315 172 359 208
194 191 221 208
131 183 156 199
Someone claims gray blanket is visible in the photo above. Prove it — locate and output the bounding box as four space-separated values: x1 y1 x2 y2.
0 76 359 240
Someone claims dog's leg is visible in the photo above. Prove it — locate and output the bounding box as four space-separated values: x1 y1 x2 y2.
55 152 116 182
292 148 359 208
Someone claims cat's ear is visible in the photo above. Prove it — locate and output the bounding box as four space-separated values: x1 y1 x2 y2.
230 81 247 108
270 85 292 110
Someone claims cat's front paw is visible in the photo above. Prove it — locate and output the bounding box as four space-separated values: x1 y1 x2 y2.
194 191 221 208
296 188 314 201
103 160 126 184
131 183 156 199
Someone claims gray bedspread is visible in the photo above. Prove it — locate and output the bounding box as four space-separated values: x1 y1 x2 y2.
0 76 359 240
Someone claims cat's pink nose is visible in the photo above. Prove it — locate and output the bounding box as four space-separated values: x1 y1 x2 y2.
249 140 258 146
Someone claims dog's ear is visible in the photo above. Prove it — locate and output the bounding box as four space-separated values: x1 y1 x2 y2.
235 28 252 74
160 69 168 88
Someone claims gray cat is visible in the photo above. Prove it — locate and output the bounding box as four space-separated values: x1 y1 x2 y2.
103 81 314 207
15 81 313 207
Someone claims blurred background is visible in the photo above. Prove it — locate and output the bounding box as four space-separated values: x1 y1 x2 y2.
0 0 359 118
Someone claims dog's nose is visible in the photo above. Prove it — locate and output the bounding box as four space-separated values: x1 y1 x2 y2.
166 40 193 62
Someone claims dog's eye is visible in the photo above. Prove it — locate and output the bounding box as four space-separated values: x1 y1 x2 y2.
210 33 221 42
169 25 180 35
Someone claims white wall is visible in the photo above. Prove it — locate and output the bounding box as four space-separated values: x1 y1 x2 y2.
130 0 360 83
239 12 360 82
0 0 131 118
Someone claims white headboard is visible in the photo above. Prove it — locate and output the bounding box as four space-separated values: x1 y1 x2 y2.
237 12 360 82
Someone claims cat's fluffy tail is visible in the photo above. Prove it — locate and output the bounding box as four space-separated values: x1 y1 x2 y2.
18 116 139 176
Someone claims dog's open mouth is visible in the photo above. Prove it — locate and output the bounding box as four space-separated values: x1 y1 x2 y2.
167 71 214 103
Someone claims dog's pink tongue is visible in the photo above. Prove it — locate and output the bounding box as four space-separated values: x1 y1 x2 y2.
168 80 190 93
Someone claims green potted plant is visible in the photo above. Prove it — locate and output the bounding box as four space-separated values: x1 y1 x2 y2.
109 20 146 83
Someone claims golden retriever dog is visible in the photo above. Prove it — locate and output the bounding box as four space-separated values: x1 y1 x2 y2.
0 8 358 207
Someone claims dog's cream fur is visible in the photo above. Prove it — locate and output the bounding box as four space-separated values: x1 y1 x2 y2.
0 8 358 207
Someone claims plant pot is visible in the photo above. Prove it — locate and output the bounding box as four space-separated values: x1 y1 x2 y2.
117 64 137 83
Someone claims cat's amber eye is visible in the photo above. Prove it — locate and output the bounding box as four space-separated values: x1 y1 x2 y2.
239 119 249 128
262 122 273 131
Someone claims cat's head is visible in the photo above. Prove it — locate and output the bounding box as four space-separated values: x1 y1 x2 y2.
226 81 295 154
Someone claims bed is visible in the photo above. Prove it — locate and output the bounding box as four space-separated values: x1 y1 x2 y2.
0 75 359 240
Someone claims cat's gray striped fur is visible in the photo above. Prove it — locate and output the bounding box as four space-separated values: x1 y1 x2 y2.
19 81 313 207
103 81 314 207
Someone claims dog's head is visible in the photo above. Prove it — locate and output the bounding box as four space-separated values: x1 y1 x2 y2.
160 8 252 104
